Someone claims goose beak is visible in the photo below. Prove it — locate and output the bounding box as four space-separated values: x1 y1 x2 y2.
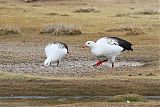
83 45 86 48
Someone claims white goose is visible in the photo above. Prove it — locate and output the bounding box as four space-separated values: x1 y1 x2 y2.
44 42 69 67
83 37 133 67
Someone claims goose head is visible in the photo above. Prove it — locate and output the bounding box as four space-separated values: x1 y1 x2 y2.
83 41 96 49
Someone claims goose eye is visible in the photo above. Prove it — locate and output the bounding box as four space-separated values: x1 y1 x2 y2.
88 43 90 44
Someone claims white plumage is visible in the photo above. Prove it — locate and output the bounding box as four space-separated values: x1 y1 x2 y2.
44 42 68 67
84 37 133 67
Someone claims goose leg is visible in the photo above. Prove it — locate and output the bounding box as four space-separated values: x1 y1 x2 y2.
57 61 60 67
112 62 114 68
93 59 108 67
111 57 116 68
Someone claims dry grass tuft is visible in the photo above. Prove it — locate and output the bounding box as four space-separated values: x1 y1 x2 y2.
60 14 70 16
106 24 145 36
40 23 82 35
46 13 69 16
46 12 59 16
135 9 160 15
125 30 145 36
146 72 157 76
108 94 145 102
24 0 38 2
0 24 21 35
74 8 99 13
115 13 129 17
31 4 42 7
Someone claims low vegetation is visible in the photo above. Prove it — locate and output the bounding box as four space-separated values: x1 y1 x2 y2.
115 13 129 17
46 12 59 16
108 94 145 102
60 14 70 16
106 24 145 36
46 13 70 17
125 29 145 36
115 9 160 18
40 23 82 35
135 9 160 15
0 24 20 35
74 8 99 13
24 0 37 2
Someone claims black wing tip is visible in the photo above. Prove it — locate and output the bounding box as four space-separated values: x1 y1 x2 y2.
49 42 69 52
130 44 133 51
126 46 133 51
58 42 69 52
122 48 133 52
109 36 133 51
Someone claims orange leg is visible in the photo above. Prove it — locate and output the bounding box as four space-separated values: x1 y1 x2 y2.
93 59 108 67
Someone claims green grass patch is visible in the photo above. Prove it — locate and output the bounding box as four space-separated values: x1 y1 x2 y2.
108 94 145 102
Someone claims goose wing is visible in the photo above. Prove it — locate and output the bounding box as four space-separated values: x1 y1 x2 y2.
96 37 133 51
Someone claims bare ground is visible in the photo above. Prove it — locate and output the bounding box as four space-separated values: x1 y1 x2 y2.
0 40 144 77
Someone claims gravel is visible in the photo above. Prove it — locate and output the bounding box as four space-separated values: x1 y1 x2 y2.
0 42 144 77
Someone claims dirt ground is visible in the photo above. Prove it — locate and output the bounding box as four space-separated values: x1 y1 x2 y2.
0 39 145 77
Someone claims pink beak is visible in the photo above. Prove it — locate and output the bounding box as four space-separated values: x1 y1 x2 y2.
83 45 86 48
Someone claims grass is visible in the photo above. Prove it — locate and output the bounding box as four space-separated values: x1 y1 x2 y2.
0 99 160 107
108 94 145 102
0 71 159 97
0 71 159 106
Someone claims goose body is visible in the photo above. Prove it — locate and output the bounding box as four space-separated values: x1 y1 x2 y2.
84 37 133 67
44 42 68 67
